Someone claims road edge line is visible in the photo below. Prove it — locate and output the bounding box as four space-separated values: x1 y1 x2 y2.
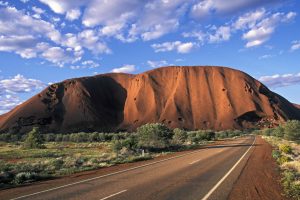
10 136 251 200
201 136 256 200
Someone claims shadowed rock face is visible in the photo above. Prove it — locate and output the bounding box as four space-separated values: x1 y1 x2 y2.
0 66 299 134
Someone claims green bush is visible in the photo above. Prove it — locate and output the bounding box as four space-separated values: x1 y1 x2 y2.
283 120 300 142
187 130 215 144
278 155 290 165
279 144 292 154
172 128 187 144
282 170 300 199
137 123 173 150
23 127 44 149
262 128 274 136
14 172 38 184
272 126 284 137
272 150 281 160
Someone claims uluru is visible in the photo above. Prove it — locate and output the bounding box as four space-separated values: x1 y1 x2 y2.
0 66 299 134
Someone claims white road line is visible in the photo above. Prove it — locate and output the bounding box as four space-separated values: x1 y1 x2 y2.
189 158 202 165
201 136 256 200
10 137 251 200
99 190 127 200
10 144 212 200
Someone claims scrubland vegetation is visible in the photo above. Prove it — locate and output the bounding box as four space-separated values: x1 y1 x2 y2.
0 123 246 188
257 120 300 199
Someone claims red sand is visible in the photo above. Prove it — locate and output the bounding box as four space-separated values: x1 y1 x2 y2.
228 136 286 200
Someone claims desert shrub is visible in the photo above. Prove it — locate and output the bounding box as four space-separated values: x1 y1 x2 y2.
278 155 290 165
52 159 64 170
228 130 243 138
55 134 63 142
44 133 56 142
272 150 281 160
282 170 300 199
172 128 187 144
216 131 228 139
23 127 44 149
279 144 293 154
262 128 274 136
283 120 300 142
14 172 38 184
187 130 215 144
273 126 284 137
137 123 173 150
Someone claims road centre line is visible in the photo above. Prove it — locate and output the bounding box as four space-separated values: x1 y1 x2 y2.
99 189 127 200
10 137 251 200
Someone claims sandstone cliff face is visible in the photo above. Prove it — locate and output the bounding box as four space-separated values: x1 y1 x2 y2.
0 66 299 133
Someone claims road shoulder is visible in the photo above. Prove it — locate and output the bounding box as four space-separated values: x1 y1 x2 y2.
228 136 286 200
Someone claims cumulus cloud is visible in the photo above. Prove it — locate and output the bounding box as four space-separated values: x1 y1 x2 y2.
191 0 280 19
111 64 136 73
70 60 100 70
259 73 300 88
0 74 46 113
0 6 111 66
0 95 22 114
208 26 231 43
66 9 81 21
242 11 296 48
152 41 195 53
291 40 300 51
41 47 73 67
0 74 46 94
147 60 168 68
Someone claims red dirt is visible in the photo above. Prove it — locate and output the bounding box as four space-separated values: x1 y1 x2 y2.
228 136 286 200
1 66 300 133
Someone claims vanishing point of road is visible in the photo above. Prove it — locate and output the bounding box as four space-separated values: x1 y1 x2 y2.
2 136 257 200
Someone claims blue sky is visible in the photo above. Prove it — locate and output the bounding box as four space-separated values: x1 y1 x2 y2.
0 0 300 114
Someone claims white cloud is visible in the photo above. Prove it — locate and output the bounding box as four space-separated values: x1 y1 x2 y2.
242 11 296 48
0 35 38 58
38 0 83 15
0 6 61 43
259 73 300 88
66 9 81 21
70 60 100 69
191 0 279 19
0 95 22 114
82 0 186 41
0 74 45 95
183 31 206 43
208 26 231 43
291 40 300 51
184 8 296 48
32 6 44 14
233 8 266 30
152 41 195 53
147 60 168 68
0 74 45 114
41 47 76 67
111 64 136 73
259 54 274 59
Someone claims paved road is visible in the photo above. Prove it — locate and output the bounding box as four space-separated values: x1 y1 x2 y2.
2 136 256 200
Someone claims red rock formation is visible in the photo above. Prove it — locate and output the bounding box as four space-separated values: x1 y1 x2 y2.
1 66 299 133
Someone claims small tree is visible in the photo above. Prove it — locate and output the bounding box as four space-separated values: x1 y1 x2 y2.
137 123 173 150
23 127 44 149
283 120 300 142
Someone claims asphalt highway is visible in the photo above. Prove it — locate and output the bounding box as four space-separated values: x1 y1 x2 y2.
1 136 256 200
